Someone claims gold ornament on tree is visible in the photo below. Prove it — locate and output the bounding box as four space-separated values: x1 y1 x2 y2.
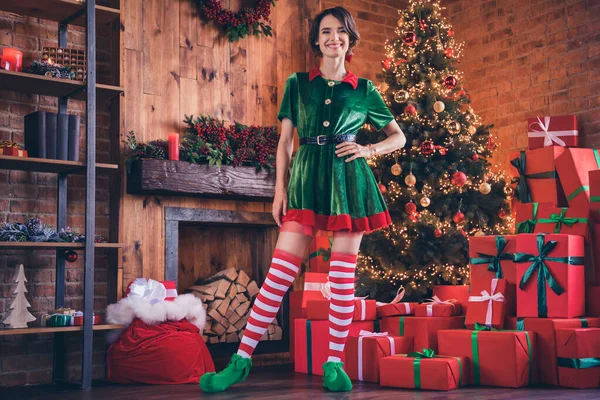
447 121 461 134
420 196 431 207
394 90 410 103
479 182 492 195
433 101 445 113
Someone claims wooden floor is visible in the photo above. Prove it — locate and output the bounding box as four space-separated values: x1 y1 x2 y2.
1 365 598 399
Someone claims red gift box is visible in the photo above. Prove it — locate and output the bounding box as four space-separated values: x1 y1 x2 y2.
527 115 578 150
505 316 600 385
556 328 600 389
380 353 466 390
345 332 413 383
379 316 464 353
465 278 507 329
294 318 374 376
515 234 585 318
509 147 567 206
305 298 376 321
432 285 470 314
555 148 600 209
376 302 417 318
590 170 600 219
307 231 332 273
586 286 600 317
469 235 517 316
415 299 461 317
1 147 28 157
534 204 590 241
438 329 536 388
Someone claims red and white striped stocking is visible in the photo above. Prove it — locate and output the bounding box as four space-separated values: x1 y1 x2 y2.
237 248 302 358
326 252 357 363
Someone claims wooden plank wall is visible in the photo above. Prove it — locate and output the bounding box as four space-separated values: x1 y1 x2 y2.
118 0 321 293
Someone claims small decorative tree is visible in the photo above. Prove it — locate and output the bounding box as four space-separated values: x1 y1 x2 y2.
2 264 36 329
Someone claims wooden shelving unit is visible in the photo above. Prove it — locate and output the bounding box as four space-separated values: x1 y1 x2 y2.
0 155 118 174
0 0 123 390
0 324 123 336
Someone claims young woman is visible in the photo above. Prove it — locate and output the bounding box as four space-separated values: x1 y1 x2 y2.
201 6 406 393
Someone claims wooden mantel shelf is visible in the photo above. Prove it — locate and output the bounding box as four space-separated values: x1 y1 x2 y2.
126 159 276 201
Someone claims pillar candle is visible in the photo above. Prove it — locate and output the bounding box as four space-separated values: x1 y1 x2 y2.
168 133 180 161
2 48 23 72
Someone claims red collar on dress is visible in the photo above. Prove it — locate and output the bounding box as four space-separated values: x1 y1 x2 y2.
308 67 358 90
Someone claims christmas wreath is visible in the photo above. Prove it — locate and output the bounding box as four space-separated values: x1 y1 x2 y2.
195 0 275 42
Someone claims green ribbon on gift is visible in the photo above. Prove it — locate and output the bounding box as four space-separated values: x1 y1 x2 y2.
306 320 312 375
470 235 514 278
537 208 588 233
516 203 539 234
399 316 405 336
566 149 600 202
511 151 558 203
514 234 584 318
471 329 533 386
557 357 600 369
406 348 463 389
308 236 333 261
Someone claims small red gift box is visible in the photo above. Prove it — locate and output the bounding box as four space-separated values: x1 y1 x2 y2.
556 328 600 389
294 318 374 376
590 170 600 219
465 278 507 329
307 231 332 273
415 298 461 317
380 353 466 390
345 331 413 383
505 317 600 385
533 204 590 241
379 316 464 353
438 329 536 388
305 298 376 321
509 147 567 206
432 285 470 314
514 234 585 318
376 302 417 318
469 235 517 316
527 115 578 150
586 286 600 317
1 147 28 157
555 148 600 209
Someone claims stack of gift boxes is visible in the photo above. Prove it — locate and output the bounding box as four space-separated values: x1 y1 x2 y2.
290 115 599 390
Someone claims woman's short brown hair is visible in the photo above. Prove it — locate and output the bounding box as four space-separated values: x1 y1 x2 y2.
309 7 360 58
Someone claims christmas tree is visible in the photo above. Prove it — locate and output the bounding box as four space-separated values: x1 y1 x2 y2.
2 264 36 329
356 0 512 301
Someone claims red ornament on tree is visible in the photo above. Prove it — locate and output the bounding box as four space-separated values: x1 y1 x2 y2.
472 153 479 161
378 183 387 195
382 59 392 70
420 140 435 155
498 209 508 219
451 171 468 187
404 104 417 116
405 202 417 214
403 32 417 45
65 250 78 263
444 76 457 89
453 211 465 224
444 47 455 58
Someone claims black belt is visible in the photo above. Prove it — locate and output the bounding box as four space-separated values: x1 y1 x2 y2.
299 134 356 146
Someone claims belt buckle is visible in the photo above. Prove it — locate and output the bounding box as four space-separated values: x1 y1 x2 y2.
316 135 327 145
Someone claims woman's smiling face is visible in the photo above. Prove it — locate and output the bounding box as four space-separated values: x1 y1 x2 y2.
317 14 350 59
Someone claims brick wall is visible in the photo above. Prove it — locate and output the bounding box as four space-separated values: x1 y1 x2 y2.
0 4 115 387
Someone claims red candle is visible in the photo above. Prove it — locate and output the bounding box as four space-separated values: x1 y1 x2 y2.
168 133 180 161
2 48 23 72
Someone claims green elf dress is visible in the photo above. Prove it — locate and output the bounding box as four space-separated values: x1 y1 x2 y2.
277 68 395 233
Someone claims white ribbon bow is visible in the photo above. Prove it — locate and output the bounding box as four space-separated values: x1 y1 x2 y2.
422 295 455 317
528 116 577 147
128 278 168 304
357 330 396 381
468 278 505 327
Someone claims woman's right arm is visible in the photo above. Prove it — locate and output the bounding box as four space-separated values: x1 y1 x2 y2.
272 118 295 226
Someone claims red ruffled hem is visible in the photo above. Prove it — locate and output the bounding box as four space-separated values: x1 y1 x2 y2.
282 208 392 233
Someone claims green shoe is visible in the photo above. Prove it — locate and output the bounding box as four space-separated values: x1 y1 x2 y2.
322 361 353 392
200 354 252 392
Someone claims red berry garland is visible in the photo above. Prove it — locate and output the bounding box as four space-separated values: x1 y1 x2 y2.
197 0 275 42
